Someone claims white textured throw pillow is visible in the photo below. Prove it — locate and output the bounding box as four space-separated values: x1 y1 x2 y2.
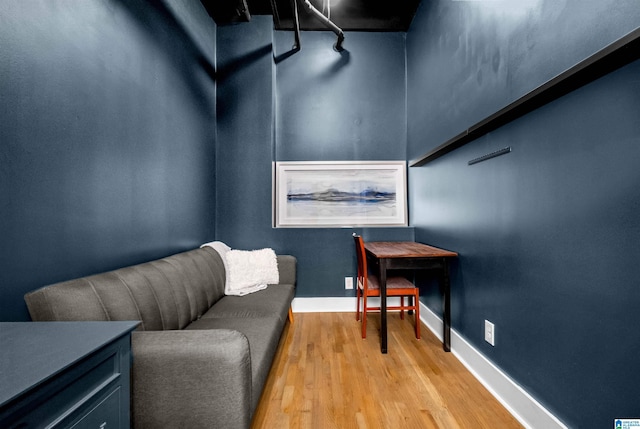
225 248 279 296
200 241 231 259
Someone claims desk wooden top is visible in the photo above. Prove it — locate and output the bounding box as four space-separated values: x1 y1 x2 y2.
364 241 458 259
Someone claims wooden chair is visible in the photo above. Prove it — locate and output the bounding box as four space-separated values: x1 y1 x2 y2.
353 234 420 340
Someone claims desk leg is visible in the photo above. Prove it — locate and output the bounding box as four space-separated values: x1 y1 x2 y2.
379 259 388 354
442 258 451 352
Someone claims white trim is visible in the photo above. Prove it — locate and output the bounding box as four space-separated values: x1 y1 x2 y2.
419 303 568 429
292 297 356 313
291 297 567 429
291 296 403 313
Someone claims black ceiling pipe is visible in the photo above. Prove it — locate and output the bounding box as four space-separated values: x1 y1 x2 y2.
291 0 301 50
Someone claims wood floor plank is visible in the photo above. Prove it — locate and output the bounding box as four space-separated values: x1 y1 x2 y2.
252 312 522 429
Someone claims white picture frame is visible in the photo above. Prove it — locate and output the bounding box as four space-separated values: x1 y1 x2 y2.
274 161 408 228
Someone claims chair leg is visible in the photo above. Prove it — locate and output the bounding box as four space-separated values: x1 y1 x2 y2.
400 296 405 320
362 294 368 339
414 292 420 340
356 286 361 321
288 306 294 324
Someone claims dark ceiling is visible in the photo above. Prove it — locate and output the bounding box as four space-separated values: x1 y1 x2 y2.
201 0 422 32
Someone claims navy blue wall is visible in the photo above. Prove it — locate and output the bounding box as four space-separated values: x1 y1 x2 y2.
0 0 217 321
407 1 640 426
275 31 406 161
215 16 275 249
5 1 638 423
216 24 413 298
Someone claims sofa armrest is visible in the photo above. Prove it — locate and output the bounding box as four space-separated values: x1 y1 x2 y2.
277 255 297 286
131 329 252 429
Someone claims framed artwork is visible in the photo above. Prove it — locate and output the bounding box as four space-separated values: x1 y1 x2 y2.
273 161 408 228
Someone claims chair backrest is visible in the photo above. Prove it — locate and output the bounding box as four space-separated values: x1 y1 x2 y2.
352 233 368 291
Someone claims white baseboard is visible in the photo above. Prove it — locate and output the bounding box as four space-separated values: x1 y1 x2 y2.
292 297 356 313
291 296 404 313
420 303 567 429
291 297 567 429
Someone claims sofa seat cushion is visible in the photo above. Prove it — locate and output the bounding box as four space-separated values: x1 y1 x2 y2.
185 316 283 413
201 284 294 326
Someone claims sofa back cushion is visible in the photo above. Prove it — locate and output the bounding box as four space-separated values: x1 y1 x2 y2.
24 247 226 331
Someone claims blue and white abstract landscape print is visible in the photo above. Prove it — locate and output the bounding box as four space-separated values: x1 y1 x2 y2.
275 162 407 227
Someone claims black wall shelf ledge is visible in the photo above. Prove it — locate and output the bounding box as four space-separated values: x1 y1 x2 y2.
410 26 640 167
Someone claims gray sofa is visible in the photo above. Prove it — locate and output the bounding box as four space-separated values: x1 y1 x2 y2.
24 246 296 429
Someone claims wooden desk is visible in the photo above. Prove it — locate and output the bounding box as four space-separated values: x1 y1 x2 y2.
364 241 458 353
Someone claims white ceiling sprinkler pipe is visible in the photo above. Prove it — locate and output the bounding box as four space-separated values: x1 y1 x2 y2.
301 0 345 51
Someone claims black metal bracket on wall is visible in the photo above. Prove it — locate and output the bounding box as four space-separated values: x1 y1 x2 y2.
468 147 511 166
410 27 640 167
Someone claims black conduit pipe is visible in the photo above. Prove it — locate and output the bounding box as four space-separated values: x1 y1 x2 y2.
302 0 345 51
290 0 301 50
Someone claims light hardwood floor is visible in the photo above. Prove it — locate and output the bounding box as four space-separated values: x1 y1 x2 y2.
251 312 523 429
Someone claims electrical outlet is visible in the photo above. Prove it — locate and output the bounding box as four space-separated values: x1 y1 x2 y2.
345 277 354 290
484 320 495 346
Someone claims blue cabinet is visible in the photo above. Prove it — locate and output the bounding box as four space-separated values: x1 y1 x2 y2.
0 321 138 429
